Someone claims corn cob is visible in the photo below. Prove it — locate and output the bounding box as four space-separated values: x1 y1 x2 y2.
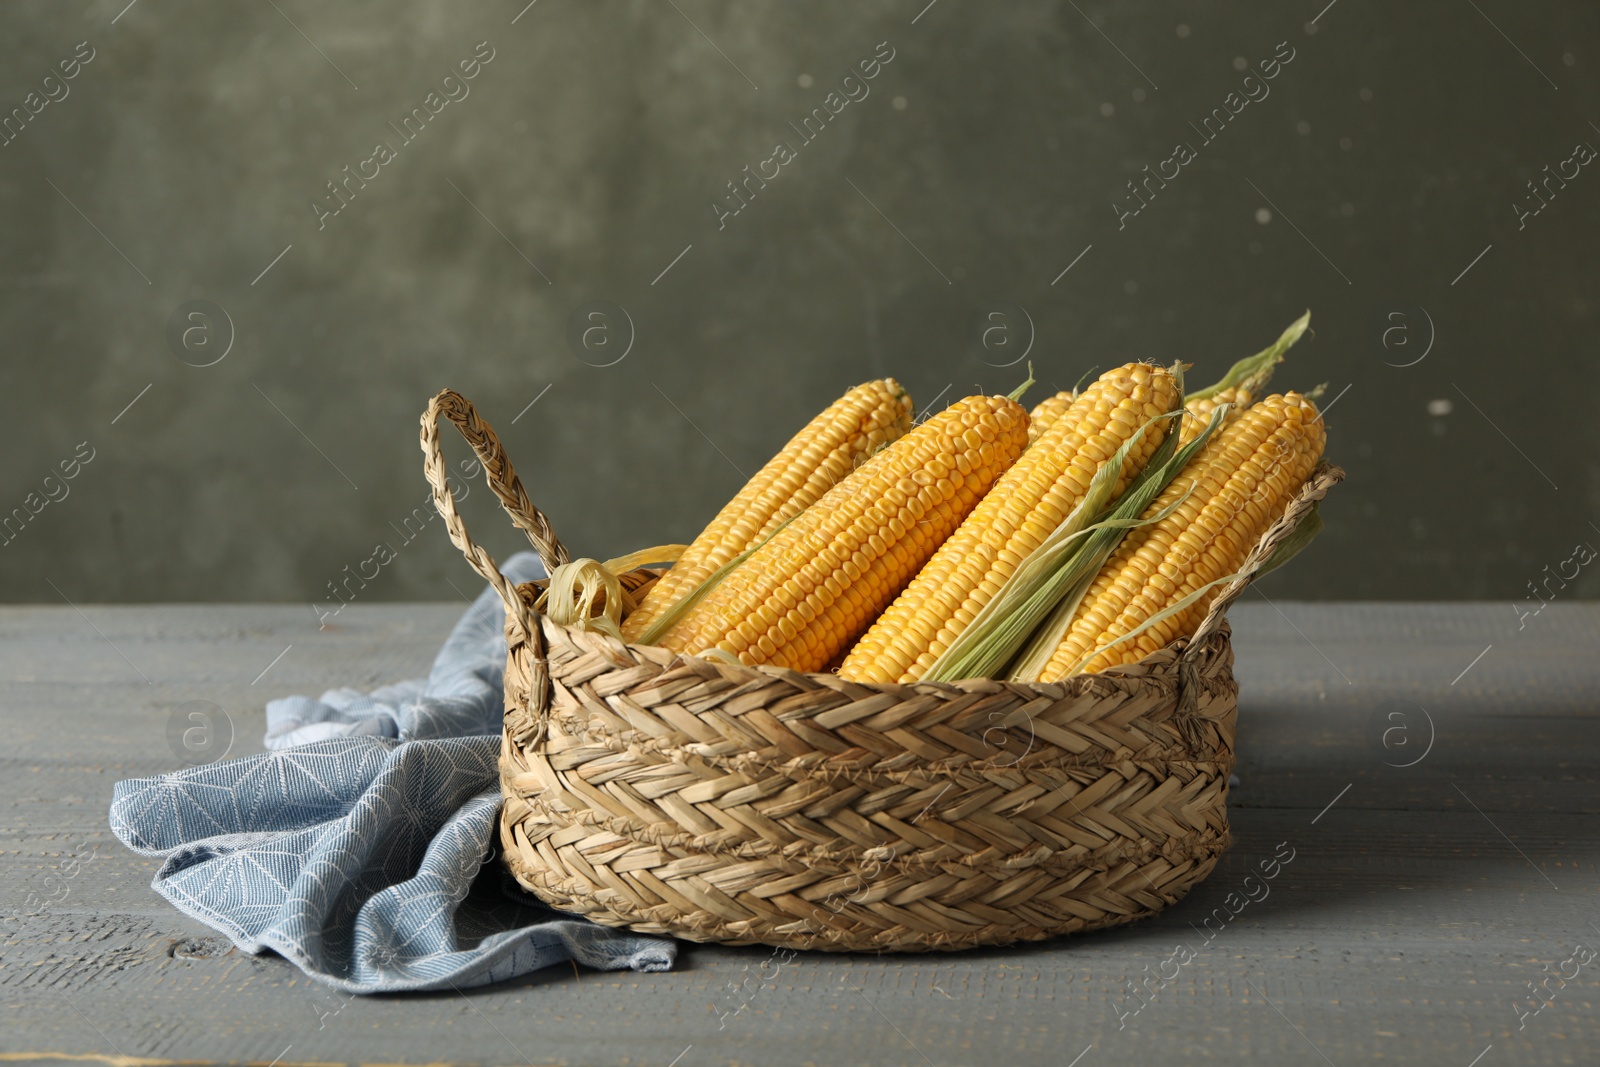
1033 391 1325 678
838 363 1179 684
1027 391 1076 445
621 379 912 641
652 394 1030 672
1179 311 1309 445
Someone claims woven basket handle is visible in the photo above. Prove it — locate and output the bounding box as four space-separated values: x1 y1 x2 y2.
420 388 571 640
1183 462 1346 659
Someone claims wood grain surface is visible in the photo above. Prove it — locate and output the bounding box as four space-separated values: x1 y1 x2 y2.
1 601 1596 1066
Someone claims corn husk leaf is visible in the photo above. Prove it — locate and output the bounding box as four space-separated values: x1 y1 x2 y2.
1005 565 1098 682
537 545 686 639
1004 401 1230 681
1186 310 1310 403
920 365 1201 683
914 419 1170 681
537 558 628 640
932 484 1193 683
602 544 687 572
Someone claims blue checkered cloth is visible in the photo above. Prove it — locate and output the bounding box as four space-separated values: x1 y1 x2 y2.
109 552 676 992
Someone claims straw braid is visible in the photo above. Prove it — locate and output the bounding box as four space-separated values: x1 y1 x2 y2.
421 388 571 728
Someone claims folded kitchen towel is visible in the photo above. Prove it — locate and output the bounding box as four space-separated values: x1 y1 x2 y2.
109 551 676 992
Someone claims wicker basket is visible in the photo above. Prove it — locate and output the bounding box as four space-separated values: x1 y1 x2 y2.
421 389 1343 952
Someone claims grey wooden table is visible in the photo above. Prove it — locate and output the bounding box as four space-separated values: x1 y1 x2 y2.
2 601 1596 1066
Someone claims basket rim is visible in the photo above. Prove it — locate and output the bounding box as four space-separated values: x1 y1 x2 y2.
520 580 1235 697
509 590 1241 778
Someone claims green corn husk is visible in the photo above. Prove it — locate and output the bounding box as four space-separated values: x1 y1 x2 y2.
1002 403 1230 682
919 364 1210 683
1186 310 1310 403
1026 478 1327 679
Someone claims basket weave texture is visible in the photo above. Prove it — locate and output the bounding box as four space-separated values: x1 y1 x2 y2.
421 389 1344 952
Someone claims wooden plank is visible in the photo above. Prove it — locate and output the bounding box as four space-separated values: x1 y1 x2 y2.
1 603 1596 1066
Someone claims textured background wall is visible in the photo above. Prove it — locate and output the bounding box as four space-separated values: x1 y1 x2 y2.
2 0 1597 607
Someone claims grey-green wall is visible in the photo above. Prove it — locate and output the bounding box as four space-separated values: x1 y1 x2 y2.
3 0 1597 607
